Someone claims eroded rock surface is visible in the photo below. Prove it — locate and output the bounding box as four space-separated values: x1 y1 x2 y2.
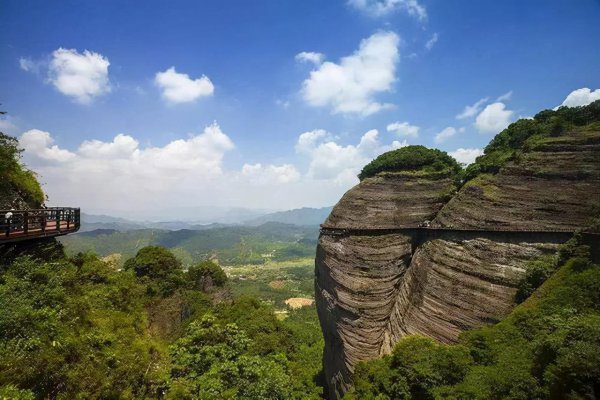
316 128 600 399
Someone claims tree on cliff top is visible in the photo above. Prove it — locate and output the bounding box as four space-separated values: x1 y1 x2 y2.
358 145 461 181
462 99 600 183
0 132 45 208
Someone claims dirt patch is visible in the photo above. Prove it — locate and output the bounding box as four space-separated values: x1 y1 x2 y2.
285 297 314 309
269 280 286 289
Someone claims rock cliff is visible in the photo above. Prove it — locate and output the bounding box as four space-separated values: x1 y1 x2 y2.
316 104 600 399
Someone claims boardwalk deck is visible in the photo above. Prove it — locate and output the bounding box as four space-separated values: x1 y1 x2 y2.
0 208 80 243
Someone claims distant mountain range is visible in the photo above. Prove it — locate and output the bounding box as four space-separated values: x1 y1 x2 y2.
79 206 332 232
243 207 332 227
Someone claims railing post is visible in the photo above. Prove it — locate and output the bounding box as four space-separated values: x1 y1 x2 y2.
67 209 70 230
23 211 29 235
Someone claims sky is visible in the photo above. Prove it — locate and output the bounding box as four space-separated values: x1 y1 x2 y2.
1 0 599 219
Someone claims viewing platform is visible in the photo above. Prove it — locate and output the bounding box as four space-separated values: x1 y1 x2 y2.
0 207 80 243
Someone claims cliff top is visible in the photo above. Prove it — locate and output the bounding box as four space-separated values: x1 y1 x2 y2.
358 145 461 181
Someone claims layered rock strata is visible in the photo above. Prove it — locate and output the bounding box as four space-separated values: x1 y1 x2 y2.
316 128 600 399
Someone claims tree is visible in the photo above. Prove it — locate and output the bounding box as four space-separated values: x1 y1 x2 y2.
358 145 461 181
187 260 227 291
124 246 185 296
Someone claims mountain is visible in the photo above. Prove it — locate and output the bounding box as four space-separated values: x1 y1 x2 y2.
316 101 600 398
244 207 333 226
60 221 319 266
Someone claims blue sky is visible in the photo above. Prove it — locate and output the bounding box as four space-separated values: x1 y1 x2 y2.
1 0 599 218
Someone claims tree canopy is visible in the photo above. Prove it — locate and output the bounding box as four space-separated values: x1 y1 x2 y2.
462 99 600 183
0 132 45 208
358 145 461 181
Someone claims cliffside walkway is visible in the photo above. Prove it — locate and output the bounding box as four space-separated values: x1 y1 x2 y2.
0 208 80 243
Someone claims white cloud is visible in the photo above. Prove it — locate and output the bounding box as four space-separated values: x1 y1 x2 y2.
155 67 214 104
19 129 77 162
559 88 600 108
20 124 234 209
456 97 489 119
386 121 419 138
48 48 111 104
449 148 483 165
496 90 513 102
0 117 17 134
17 123 412 213
241 163 300 184
475 102 514 134
434 126 457 144
301 31 399 116
19 57 39 73
348 0 427 20
295 52 325 65
296 128 406 184
425 33 438 50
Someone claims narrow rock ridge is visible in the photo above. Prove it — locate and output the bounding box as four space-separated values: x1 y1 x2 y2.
316 129 600 399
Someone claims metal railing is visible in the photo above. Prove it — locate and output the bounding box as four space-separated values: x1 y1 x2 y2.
0 207 80 243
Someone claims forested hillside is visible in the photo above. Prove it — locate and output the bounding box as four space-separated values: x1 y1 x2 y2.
59 222 319 266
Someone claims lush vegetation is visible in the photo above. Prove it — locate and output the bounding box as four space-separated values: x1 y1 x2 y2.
59 222 318 267
358 145 462 181
345 238 600 399
462 99 600 183
0 132 45 208
224 258 315 309
0 245 324 399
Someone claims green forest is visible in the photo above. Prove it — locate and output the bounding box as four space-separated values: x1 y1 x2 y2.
0 245 324 399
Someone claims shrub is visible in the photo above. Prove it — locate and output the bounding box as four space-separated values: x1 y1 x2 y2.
358 145 461 181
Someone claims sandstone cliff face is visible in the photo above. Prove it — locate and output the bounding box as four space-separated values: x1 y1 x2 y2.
316 128 600 399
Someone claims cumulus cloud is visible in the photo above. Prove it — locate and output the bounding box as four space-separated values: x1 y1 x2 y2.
48 48 111 104
348 0 427 20
19 124 235 209
425 33 438 50
301 31 399 116
296 128 406 185
19 129 77 162
155 67 214 103
241 163 300 184
434 127 457 144
456 97 489 120
295 51 325 65
386 121 419 138
475 102 514 134
449 148 483 165
559 88 600 108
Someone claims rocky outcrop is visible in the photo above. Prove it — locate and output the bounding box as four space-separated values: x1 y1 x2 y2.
435 131 600 230
316 128 600 399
